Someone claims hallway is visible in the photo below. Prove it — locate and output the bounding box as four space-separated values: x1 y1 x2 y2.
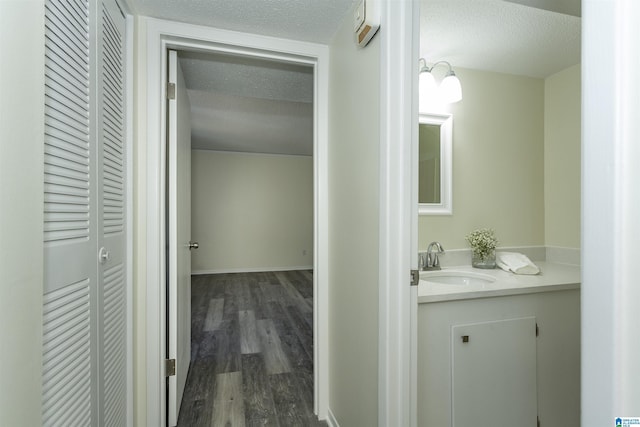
177 270 325 426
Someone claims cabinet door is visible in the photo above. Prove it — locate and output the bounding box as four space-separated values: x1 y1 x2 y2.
451 317 537 427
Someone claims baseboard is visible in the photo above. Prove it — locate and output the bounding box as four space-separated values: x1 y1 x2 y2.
325 407 340 427
191 265 313 275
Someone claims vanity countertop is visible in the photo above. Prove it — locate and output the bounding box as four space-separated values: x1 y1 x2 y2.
418 262 580 303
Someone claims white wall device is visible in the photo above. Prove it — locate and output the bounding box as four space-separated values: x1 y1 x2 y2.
354 0 380 48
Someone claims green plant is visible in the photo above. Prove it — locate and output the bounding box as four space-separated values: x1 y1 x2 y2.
465 228 498 259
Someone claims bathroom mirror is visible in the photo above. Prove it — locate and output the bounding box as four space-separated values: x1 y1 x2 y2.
418 113 452 215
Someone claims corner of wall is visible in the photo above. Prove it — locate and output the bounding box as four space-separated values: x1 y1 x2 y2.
543 63 581 249
0 2 45 425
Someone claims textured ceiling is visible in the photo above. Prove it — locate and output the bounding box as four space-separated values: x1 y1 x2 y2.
421 0 581 78
188 89 313 155
128 0 356 44
129 0 581 155
180 51 313 104
179 52 314 155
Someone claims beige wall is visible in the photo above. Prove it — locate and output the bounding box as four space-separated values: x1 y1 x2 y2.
328 12 380 426
0 2 45 425
190 150 313 273
544 64 581 248
419 68 546 250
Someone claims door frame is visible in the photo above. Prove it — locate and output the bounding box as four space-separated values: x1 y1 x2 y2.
378 2 419 425
142 18 329 425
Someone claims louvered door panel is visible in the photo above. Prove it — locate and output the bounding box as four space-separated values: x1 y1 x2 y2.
43 0 93 267
43 0 128 425
100 1 124 237
97 2 127 426
42 279 92 425
42 0 97 425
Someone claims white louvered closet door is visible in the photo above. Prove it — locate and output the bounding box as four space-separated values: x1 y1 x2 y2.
42 0 127 425
96 1 127 425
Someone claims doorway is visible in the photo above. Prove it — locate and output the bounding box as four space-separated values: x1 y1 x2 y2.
143 20 330 426
167 47 317 425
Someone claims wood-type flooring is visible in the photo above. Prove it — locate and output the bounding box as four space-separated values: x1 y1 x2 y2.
177 270 326 427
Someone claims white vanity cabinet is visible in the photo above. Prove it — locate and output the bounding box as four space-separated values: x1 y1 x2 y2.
418 288 580 427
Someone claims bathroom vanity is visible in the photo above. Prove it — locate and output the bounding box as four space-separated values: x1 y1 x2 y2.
417 262 580 427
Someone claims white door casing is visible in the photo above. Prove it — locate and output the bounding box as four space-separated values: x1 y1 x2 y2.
143 19 329 425
378 1 419 426
167 49 192 426
42 0 128 425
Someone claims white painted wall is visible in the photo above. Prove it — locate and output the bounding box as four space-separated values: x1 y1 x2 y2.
327 11 380 427
0 2 45 425
190 149 313 273
419 68 545 250
544 64 581 249
419 65 582 253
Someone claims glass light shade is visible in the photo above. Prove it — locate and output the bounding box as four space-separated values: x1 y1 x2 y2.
440 73 462 103
419 70 438 111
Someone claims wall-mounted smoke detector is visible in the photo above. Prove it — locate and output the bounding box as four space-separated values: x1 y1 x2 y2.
354 0 380 48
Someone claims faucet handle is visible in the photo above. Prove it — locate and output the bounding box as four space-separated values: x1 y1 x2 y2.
432 253 441 268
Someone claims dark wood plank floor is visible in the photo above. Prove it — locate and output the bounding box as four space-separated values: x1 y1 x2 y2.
178 270 326 427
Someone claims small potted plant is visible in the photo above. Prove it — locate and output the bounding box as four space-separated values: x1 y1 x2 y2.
465 228 498 269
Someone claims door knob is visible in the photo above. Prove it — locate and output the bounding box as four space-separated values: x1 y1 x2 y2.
98 247 110 264
187 241 199 250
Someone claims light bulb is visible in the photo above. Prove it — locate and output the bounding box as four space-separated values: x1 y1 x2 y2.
419 70 438 111
440 73 462 103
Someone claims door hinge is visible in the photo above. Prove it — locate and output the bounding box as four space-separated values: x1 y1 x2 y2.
167 82 176 100
411 269 419 286
536 323 539 336
165 358 176 377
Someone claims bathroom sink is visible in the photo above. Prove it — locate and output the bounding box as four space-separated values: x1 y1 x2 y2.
420 270 496 286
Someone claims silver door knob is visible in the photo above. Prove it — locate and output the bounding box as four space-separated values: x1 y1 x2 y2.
98 247 110 263
187 241 199 250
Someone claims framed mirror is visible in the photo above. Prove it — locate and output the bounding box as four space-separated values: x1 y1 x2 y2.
418 113 452 215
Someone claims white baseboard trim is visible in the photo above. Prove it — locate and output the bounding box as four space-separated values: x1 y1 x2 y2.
325 408 340 427
191 265 313 275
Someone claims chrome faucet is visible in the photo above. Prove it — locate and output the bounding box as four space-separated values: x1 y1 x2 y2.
423 241 445 270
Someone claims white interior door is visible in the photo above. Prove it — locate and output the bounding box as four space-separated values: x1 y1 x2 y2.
96 1 128 424
167 49 192 426
42 0 97 423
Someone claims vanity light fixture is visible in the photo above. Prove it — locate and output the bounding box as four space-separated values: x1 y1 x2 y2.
419 58 463 106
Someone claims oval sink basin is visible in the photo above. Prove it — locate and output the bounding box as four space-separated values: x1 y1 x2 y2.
420 270 496 286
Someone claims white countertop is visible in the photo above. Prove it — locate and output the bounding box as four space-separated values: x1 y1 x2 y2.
418 262 581 303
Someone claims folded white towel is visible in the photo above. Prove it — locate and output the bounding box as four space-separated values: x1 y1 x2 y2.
496 252 540 275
